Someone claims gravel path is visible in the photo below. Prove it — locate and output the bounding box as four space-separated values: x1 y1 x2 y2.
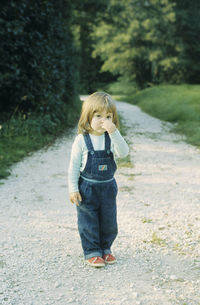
0 101 200 305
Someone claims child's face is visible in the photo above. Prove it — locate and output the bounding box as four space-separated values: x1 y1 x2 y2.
90 110 113 135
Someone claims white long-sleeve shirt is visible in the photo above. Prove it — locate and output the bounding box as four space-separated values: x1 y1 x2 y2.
68 129 129 193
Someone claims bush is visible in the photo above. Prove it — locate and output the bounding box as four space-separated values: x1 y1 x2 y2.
0 0 79 116
0 0 81 179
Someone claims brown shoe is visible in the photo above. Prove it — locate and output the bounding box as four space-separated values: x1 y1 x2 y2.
86 256 105 267
103 254 117 264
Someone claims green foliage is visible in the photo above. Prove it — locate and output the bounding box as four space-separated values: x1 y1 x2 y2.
0 0 81 179
72 0 116 93
92 0 181 87
107 76 137 97
92 0 200 87
0 100 81 179
174 0 200 83
0 0 79 116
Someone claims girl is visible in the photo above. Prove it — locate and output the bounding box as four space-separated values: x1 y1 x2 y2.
68 92 129 267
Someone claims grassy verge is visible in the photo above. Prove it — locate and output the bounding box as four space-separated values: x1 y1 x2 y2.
108 79 200 148
0 101 81 180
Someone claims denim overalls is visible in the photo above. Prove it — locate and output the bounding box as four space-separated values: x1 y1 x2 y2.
77 132 118 259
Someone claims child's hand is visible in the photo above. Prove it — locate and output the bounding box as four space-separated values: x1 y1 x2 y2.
101 119 116 134
69 192 82 206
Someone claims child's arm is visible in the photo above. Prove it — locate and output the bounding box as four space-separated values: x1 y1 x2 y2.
109 129 129 158
68 135 83 205
101 119 129 158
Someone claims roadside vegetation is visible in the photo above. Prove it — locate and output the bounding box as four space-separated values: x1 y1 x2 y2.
108 79 200 148
0 1 81 180
0 102 81 180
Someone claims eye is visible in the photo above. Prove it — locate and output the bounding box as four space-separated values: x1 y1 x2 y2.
107 115 112 119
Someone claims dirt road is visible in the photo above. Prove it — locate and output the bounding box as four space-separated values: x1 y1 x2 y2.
1 101 200 305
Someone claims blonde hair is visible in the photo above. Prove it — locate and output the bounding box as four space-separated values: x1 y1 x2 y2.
78 92 119 134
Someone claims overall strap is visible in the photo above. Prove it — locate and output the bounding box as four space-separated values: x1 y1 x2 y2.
83 132 111 153
105 132 111 153
83 133 94 152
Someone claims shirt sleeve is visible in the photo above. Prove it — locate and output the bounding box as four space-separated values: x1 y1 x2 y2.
68 135 83 193
109 129 129 158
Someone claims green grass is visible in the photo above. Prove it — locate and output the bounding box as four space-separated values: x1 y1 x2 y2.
108 76 137 97
0 101 81 180
143 231 167 247
0 133 54 179
142 217 153 224
108 79 200 148
150 232 166 247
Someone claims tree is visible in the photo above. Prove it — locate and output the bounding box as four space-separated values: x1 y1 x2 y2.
92 0 183 87
0 0 79 118
72 0 115 93
173 0 200 83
